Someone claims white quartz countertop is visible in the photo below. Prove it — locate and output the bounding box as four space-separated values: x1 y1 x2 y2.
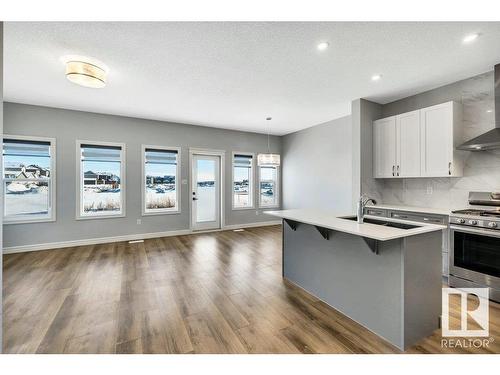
265 209 446 241
366 203 451 216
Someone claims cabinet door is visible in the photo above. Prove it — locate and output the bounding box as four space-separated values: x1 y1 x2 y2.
420 102 453 177
396 110 421 177
373 116 397 178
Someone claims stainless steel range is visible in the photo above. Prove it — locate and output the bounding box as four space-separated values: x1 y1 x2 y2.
449 192 500 302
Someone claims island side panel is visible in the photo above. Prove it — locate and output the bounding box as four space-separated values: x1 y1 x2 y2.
402 231 442 349
283 222 404 349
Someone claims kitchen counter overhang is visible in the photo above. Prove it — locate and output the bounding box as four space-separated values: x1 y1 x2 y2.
265 209 446 241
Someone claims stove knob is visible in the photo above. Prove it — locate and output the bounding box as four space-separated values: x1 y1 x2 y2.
457 218 466 224
488 222 498 228
469 220 478 225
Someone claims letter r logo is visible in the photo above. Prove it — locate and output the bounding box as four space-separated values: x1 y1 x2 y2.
442 288 489 337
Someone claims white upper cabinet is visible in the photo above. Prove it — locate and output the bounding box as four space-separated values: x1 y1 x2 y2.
373 116 397 178
420 101 463 177
396 110 421 177
373 101 463 179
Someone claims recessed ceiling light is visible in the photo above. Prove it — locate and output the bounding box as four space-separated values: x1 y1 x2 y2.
463 33 480 44
317 42 329 51
371 74 382 82
486 109 493 113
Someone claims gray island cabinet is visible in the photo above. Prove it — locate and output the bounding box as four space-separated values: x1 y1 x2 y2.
266 209 445 351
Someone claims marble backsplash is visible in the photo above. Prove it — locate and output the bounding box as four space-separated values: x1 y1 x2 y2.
376 71 500 210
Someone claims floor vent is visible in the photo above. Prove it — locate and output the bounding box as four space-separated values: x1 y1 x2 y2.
128 239 145 244
233 229 245 232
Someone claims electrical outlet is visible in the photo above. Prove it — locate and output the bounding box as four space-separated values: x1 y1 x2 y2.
426 185 433 195
137 219 142 225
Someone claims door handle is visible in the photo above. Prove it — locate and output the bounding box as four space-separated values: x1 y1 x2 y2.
448 162 452 175
192 197 198 201
392 165 395 176
397 165 400 176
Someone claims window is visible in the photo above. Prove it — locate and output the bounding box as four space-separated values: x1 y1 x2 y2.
3 136 56 223
143 146 180 215
77 141 125 218
232 153 254 209
259 165 279 207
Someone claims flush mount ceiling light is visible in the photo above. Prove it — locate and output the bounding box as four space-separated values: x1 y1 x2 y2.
258 117 281 167
371 74 382 81
317 42 330 51
64 58 107 88
463 33 480 44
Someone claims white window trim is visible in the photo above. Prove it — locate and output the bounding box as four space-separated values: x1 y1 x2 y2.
231 151 255 210
141 144 181 216
3 134 57 225
258 165 280 208
76 140 126 220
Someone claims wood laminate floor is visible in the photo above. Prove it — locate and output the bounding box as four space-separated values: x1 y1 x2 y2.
3 225 499 354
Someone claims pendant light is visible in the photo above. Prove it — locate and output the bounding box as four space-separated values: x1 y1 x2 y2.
258 117 281 166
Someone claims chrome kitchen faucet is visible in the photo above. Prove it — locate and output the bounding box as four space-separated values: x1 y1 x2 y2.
357 194 377 224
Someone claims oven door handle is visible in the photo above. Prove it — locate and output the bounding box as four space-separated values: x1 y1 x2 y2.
450 225 500 238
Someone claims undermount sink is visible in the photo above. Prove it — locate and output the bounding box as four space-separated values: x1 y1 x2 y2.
341 216 419 230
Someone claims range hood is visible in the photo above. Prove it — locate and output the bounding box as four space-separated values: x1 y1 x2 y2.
457 63 500 151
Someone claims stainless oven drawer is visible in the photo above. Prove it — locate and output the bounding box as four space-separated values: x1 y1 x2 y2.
449 275 500 303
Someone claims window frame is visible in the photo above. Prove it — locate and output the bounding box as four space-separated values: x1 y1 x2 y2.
258 164 280 208
76 140 126 220
231 151 255 210
141 144 181 216
3 134 57 225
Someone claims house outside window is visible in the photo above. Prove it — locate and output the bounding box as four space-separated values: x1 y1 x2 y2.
77 141 125 219
142 146 180 215
232 153 254 209
259 165 279 208
3 135 56 223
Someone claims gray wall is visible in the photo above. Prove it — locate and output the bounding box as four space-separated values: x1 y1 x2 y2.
377 71 500 210
281 116 352 214
3 102 281 248
352 99 383 208
351 100 361 210
1 21 4 352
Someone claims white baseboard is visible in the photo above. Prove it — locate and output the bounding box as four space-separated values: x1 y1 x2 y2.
2 220 282 254
223 220 281 231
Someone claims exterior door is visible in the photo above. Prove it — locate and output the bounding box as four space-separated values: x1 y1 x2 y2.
191 154 221 231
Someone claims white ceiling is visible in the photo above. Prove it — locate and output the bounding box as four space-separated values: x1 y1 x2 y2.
4 22 500 135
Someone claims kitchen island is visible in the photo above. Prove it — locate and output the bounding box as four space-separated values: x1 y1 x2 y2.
266 209 446 351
